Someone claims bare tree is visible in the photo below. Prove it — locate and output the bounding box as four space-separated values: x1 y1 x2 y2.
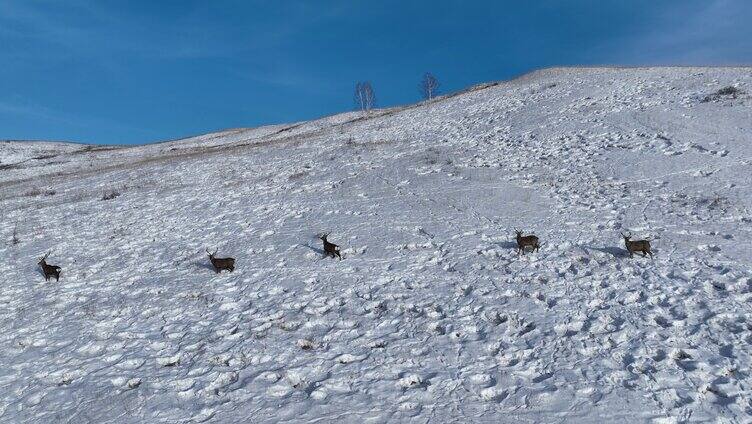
354 81 376 112
419 72 441 100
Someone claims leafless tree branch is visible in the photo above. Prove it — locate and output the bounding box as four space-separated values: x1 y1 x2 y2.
354 81 376 112
419 72 441 100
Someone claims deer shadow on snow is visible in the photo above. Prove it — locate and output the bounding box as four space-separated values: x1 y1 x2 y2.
496 241 518 250
582 245 630 258
301 244 326 256
192 260 216 271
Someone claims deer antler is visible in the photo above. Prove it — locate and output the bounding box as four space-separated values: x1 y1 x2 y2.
41 251 50 260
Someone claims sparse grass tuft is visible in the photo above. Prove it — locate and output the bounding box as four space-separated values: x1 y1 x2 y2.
716 86 742 96
24 188 56 197
11 223 19 245
102 189 121 201
702 86 745 102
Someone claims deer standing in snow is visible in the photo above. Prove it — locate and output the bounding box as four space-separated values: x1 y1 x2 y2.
38 252 61 282
514 229 540 255
320 233 342 260
621 232 652 258
206 248 235 273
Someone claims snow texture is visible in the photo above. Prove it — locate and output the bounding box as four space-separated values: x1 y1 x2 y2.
1 67 752 422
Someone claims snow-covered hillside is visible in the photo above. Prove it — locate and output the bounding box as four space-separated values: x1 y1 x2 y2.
1 67 752 423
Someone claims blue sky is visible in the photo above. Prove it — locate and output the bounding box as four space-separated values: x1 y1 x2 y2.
1 0 750 145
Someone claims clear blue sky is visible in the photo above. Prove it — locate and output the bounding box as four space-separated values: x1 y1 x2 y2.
1 0 750 145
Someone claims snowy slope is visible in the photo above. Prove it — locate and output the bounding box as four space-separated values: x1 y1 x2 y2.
1 67 752 423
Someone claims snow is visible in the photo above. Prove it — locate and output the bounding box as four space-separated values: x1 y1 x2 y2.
1 67 752 422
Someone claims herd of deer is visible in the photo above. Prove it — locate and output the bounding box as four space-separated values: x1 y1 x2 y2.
36 230 651 281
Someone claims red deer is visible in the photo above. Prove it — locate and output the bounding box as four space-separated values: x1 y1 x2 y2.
514 229 540 255
621 232 652 258
38 252 61 282
206 248 235 273
320 233 341 260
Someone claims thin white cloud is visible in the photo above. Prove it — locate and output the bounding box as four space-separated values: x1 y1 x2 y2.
606 0 751 64
0 97 158 142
